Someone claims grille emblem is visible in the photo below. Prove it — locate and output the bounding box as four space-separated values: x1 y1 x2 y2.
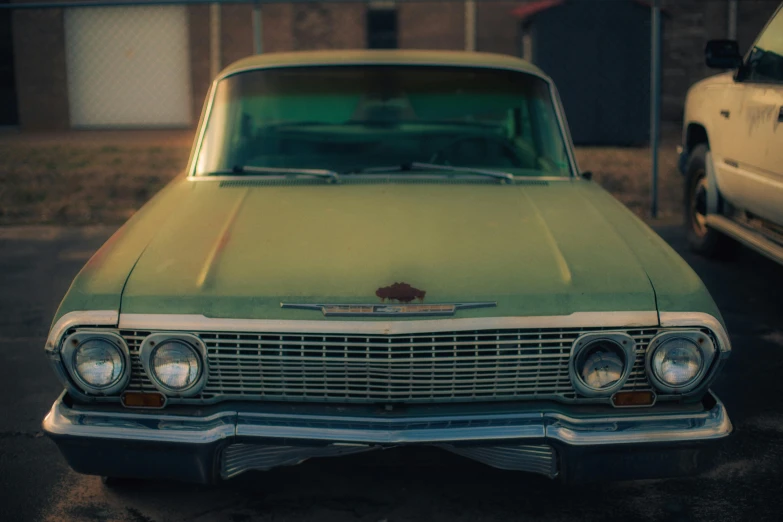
280 302 496 317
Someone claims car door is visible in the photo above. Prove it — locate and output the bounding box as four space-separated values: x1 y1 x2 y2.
715 5 783 226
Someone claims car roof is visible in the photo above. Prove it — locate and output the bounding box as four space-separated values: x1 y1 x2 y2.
217 50 549 81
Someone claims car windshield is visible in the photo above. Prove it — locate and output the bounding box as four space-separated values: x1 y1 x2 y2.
194 65 573 178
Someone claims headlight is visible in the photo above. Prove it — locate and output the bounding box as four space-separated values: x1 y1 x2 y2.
151 341 201 391
61 332 130 395
649 335 706 391
578 343 625 389
570 333 635 397
74 339 124 387
652 339 702 386
647 331 717 393
140 334 207 396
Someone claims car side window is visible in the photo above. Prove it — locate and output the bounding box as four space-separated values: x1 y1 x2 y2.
745 7 783 83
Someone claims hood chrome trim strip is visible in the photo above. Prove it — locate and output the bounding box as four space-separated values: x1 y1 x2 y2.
118 311 660 336
48 310 729 352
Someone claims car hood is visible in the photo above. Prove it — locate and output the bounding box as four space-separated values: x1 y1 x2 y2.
116 178 669 321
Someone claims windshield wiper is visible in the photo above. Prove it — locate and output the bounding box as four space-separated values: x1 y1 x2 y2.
209 165 340 183
355 162 514 184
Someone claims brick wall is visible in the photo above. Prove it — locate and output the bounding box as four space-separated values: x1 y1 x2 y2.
188 5 211 128
476 1 519 56
221 4 254 65
259 3 366 52
9 0 783 130
262 4 295 52
399 1 464 50
291 2 365 49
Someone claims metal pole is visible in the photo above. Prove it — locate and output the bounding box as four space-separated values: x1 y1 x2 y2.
252 1 262 54
210 3 222 79
728 0 738 40
465 0 476 52
650 0 661 218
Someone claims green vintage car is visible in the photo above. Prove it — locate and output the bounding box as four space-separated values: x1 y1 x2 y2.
43 50 731 483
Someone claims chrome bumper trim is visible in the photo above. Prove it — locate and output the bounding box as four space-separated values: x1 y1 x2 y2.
44 392 731 447
235 412 546 443
440 444 557 477
220 442 558 479
43 395 236 444
546 402 731 445
221 443 378 479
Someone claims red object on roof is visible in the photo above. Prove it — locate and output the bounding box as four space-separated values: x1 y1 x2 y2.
511 0 565 20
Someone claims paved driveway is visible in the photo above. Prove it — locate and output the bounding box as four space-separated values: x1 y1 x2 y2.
1 225 782 522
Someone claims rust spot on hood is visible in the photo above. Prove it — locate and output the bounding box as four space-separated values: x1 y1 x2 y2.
376 282 426 303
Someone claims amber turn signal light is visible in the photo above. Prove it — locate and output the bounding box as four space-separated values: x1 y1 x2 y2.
611 391 655 407
121 392 166 409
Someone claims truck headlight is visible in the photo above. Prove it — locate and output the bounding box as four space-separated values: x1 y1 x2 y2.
61 332 130 395
140 334 207 397
647 331 716 393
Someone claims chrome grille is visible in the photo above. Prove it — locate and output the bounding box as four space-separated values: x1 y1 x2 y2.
123 327 659 404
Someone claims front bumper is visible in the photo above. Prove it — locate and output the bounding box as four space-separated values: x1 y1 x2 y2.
44 392 731 484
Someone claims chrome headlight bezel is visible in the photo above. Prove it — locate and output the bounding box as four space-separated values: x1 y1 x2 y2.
569 332 636 397
61 331 131 395
646 331 716 394
140 333 207 397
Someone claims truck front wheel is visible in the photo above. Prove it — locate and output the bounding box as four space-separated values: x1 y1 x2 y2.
685 144 734 257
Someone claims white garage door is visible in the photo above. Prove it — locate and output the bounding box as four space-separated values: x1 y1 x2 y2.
65 6 192 127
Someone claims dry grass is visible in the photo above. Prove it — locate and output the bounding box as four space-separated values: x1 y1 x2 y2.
575 140 683 221
0 133 684 226
0 141 190 225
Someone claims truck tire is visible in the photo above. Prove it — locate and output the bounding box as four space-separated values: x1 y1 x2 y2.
685 144 734 257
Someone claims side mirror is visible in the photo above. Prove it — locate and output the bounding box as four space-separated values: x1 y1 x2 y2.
705 40 743 69
581 171 593 181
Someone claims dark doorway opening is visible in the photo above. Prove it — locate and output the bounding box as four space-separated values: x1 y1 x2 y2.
367 7 398 49
522 0 654 145
0 0 19 126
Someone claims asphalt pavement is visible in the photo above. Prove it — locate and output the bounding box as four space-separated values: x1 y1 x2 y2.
1 224 782 522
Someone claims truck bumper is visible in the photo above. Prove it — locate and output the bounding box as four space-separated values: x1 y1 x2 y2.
43 391 731 484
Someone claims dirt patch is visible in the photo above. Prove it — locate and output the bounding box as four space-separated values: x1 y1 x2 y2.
0 131 683 226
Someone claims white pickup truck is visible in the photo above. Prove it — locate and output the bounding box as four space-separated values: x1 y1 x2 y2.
680 3 783 264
